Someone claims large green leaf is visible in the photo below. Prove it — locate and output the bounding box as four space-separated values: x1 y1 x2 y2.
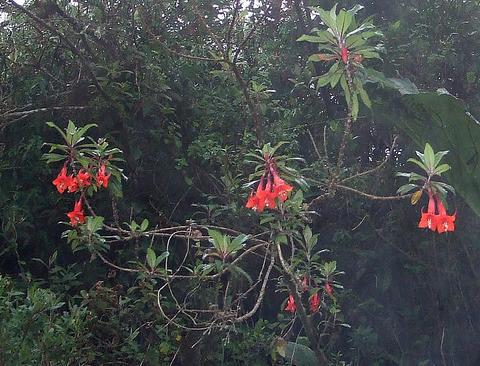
275 338 318 366
383 89 480 216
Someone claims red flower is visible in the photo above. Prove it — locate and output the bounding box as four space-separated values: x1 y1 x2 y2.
245 158 293 213
310 293 320 312
52 166 71 194
435 198 455 234
418 192 437 232
67 177 78 193
67 199 85 226
324 282 333 296
285 294 296 313
246 191 259 210
96 164 111 188
272 169 293 202
341 46 349 64
262 180 277 210
76 170 92 188
301 275 309 292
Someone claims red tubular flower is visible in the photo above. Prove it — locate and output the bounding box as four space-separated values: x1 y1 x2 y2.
435 197 456 234
263 179 277 210
245 191 259 210
67 199 85 226
67 176 78 193
301 275 309 292
52 166 71 194
96 164 111 188
341 46 349 64
324 282 333 296
272 169 293 202
310 293 320 312
245 157 294 212
76 170 92 188
285 294 296 313
418 192 437 232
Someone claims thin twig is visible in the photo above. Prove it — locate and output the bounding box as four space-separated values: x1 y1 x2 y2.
341 135 399 183
336 183 412 201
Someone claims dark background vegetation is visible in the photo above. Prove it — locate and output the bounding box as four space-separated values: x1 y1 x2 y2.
1 0 480 364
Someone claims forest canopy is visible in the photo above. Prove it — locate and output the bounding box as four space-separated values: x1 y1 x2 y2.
1 0 480 365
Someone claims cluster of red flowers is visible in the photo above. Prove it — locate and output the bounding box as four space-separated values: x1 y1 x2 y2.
52 163 111 226
339 46 363 64
341 46 349 63
245 158 293 213
284 277 334 314
418 192 455 234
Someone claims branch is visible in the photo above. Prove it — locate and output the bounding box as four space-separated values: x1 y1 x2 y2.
226 0 242 54
235 253 274 322
2 106 89 119
165 46 225 63
336 184 412 201
233 1 274 63
230 61 263 142
341 135 399 183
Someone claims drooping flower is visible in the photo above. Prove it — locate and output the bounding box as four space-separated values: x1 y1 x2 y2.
262 180 277 210
341 46 349 64
418 192 437 232
52 166 71 194
67 176 79 193
301 275 309 292
96 164 111 188
250 175 267 212
245 157 293 213
310 292 320 312
324 282 333 296
285 294 296 313
67 199 85 226
76 170 92 188
435 197 455 234
245 191 259 210
272 168 293 202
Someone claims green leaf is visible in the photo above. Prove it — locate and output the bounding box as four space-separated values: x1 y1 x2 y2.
303 226 312 244
397 183 419 195
146 248 156 269
208 229 226 250
434 150 449 166
336 9 352 36
351 93 359 121
155 251 169 266
46 122 68 143
230 234 249 255
283 342 318 366
297 34 330 43
407 158 428 173
87 216 104 232
140 219 149 231
423 143 435 171
434 164 451 176
310 6 337 33
358 83 372 108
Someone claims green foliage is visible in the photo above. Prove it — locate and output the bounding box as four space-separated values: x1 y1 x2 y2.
387 90 480 215
2 0 480 365
397 143 454 202
298 4 384 119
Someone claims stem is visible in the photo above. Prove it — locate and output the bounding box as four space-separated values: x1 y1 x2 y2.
230 62 263 142
276 243 329 365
